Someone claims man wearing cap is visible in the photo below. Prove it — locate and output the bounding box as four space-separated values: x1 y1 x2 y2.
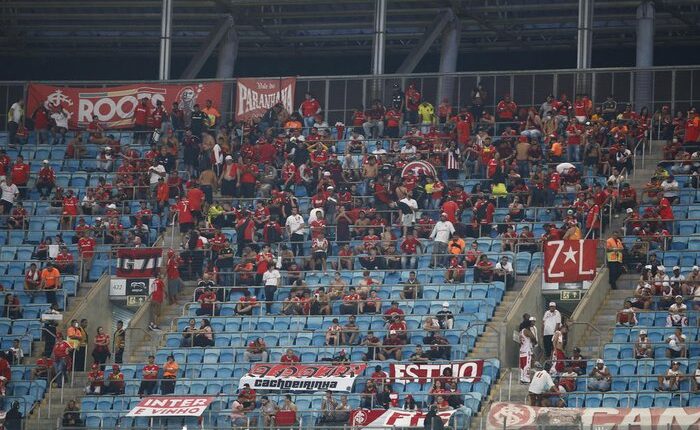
657 361 684 392
588 359 612 392
666 327 687 359
606 231 624 289
379 330 404 361
527 362 558 406
542 302 561 359
635 330 653 359
494 255 515 289
436 302 454 330
430 213 455 268
36 160 56 199
10 155 30 200
666 295 689 327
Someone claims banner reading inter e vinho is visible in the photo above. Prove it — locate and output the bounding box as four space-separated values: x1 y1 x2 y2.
27 81 223 130
127 396 214 417
235 77 296 121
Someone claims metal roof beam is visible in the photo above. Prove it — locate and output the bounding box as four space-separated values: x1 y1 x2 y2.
395 9 454 74
180 15 233 79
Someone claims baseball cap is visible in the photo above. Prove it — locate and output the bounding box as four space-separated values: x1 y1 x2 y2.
389 330 397 335
596 359 604 364
673 266 680 271
626 208 633 214
43 159 49 164
323 171 331 177
644 265 652 270
639 329 647 335
658 265 666 271
549 302 556 307
442 302 449 308
529 316 536 322
440 212 448 217
694 266 699 271
675 295 683 300
225 155 233 161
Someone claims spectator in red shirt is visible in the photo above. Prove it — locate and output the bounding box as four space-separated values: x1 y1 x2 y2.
167 249 184 305
281 349 300 363
52 333 73 388
36 160 56 199
400 231 424 269
299 92 322 132
32 104 50 145
60 189 79 230
496 94 518 122
77 230 96 280
196 286 218 317
133 97 151 145
137 355 160 397
10 155 30 199
55 245 75 275
150 275 166 326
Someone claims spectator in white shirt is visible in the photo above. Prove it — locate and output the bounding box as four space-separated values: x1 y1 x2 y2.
528 362 558 406
494 255 515 289
666 295 688 327
148 160 167 188
285 207 306 257
398 196 418 234
0 178 19 215
430 213 455 268
666 327 687 358
660 175 680 203
262 264 281 315
8 100 24 146
542 302 562 359
657 361 684 392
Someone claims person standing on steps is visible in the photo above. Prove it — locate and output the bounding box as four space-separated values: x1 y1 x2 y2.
113 320 125 364
519 316 538 384
606 231 624 289
542 302 561 360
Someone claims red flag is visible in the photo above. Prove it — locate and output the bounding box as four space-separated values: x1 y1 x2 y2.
543 239 597 282
116 248 163 278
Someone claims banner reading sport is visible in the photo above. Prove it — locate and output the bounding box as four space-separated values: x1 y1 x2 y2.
27 81 223 130
238 363 366 392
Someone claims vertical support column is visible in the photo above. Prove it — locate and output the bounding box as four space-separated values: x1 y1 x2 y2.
635 1 655 112
438 17 461 105
370 0 387 101
216 18 239 118
575 0 593 94
158 0 173 80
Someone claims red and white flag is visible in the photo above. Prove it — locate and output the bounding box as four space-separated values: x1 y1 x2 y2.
116 248 163 278
350 408 456 428
543 239 597 283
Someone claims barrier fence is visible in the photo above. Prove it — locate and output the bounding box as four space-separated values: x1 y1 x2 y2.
2 65 700 129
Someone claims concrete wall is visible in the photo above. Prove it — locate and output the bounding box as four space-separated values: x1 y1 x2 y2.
568 268 610 357
124 298 162 361
494 268 545 368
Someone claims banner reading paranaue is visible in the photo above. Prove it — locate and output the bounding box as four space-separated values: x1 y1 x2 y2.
27 82 223 130
235 77 296 121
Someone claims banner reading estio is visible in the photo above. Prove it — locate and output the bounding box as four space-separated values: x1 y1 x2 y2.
235 77 296 121
238 362 366 392
27 82 223 130
390 361 484 385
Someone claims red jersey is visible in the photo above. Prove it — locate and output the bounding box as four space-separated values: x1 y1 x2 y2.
496 100 517 120
400 237 420 254
142 364 160 380
174 199 194 224
134 104 150 126
52 340 72 359
300 99 321 117
281 354 300 363
151 278 165 303
62 196 79 215
39 167 56 183
167 256 183 279
186 188 205 211
78 236 96 258
11 162 30 185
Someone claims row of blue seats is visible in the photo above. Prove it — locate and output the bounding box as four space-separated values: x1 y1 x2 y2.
649 250 700 267
567 392 700 408
613 326 700 342
603 343 700 360
584 358 700 375
187 298 497 318
0 318 43 339
153 340 475 364
176 313 490 334
0 275 77 295
0 228 159 247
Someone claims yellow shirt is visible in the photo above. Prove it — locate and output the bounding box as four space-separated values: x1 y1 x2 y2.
418 103 435 123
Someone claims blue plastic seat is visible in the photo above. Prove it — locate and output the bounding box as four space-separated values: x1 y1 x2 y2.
585 394 602 407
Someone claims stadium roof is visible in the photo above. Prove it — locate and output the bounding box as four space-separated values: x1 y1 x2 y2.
1 0 699 60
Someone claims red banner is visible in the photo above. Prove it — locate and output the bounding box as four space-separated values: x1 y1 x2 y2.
350 408 456 428
126 396 214 417
238 362 366 392
116 248 163 278
27 82 223 130
543 239 597 283
390 361 483 385
487 402 700 429
235 77 296 121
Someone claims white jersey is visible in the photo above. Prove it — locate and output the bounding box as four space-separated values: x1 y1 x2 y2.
520 328 533 353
